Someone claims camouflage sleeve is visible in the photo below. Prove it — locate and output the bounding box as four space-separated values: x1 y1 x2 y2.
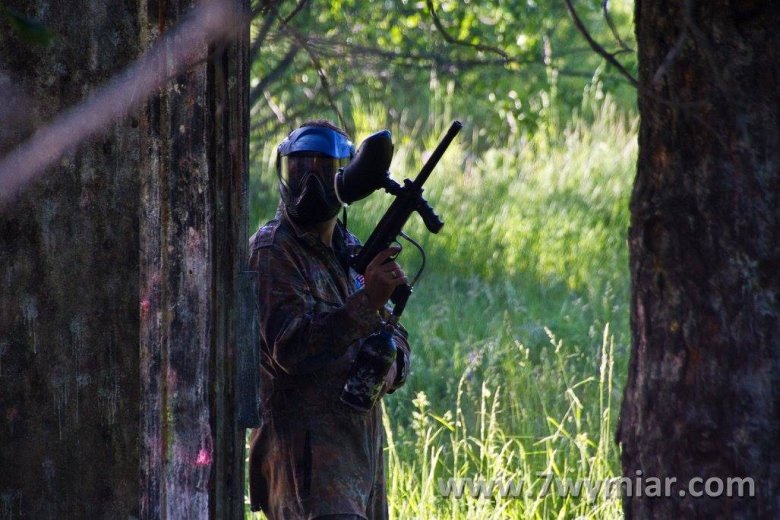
252 244 384 375
385 319 411 394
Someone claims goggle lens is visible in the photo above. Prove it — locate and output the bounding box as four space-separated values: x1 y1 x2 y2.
280 155 351 190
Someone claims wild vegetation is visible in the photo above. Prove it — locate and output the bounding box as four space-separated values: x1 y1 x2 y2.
247 1 637 517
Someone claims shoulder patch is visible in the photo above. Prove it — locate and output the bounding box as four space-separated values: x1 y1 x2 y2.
250 220 280 250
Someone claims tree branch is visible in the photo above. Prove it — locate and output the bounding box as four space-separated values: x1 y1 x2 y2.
564 0 638 87
279 0 309 27
282 26 351 135
250 42 300 108
249 5 279 64
651 30 687 90
425 0 509 62
301 35 604 80
250 103 331 134
308 37 528 69
601 0 634 53
248 0 310 63
250 0 285 19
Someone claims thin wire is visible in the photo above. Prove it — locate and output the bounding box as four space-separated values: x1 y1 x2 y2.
399 231 426 287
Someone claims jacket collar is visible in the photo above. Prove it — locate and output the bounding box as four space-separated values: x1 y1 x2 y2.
276 202 347 251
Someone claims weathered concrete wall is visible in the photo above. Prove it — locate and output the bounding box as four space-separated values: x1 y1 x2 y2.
0 1 249 518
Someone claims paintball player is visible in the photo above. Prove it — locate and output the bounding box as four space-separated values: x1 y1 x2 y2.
248 120 412 519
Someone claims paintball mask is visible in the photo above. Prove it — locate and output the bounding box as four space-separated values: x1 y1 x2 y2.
277 125 355 226
277 125 396 225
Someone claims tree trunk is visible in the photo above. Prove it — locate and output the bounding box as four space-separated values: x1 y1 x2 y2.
619 1 780 518
0 2 142 517
0 1 249 518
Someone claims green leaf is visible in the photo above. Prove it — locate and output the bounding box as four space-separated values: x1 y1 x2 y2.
2 5 55 46
390 25 402 45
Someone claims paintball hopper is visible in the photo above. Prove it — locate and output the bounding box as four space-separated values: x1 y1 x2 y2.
335 129 393 205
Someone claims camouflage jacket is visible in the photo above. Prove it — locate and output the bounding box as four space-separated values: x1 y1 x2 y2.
248 207 411 519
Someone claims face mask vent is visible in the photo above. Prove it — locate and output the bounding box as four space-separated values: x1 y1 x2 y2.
283 170 341 226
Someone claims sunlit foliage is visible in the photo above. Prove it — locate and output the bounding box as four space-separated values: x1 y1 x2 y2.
247 2 636 517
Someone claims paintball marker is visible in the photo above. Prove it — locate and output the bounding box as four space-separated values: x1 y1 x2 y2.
350 120 463 317
339 120 462 412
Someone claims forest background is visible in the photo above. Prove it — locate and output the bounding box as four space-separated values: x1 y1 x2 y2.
248 1 637 517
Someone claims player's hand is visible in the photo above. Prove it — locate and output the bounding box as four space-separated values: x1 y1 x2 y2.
363 247 407 310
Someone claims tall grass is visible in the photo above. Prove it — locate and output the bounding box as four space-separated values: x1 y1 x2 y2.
246 88 637 519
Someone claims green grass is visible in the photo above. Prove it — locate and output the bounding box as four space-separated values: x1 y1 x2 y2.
246 88 637 519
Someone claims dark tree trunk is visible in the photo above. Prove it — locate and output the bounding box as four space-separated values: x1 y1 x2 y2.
0 2 142 517
619 1 780 518
0 1 249 518
138 1 251 518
